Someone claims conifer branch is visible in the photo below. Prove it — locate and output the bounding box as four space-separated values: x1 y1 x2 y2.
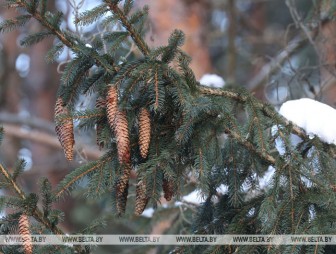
17 0 117 74
55 157 110 199
106 1 150 56
225 129 276 165
14 0 311 153
15 1 71 48
198 85 307 140
13 0 320 150
0 163 69 240
0 163 26 199
154 68 159 109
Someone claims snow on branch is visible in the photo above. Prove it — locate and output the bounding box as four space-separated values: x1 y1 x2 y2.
279 98 336 145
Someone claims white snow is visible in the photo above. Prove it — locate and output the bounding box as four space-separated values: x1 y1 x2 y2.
272 125 302 156
182 190 206 204
216 184 228 194
279 98 336 145
199 74 225 88
259 166 275 189
141 207 155 218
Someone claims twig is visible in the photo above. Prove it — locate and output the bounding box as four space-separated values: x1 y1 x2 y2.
16 0 117 74
247 32 314 91
106 1 150 56
225 127 276 165
198 85 306 139
2 124 103 160
0 112 55 134
0 163 66 236
0 163 26 199
54 157 109 199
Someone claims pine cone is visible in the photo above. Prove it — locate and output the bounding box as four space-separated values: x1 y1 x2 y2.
116 163 132 194
95 97 107 149
55 97 74 161
106 86 118 129
115 111 130 164
116 181 128 215
138 108 151 158
163 178 174 201
19 214 33 254
135 180 149 215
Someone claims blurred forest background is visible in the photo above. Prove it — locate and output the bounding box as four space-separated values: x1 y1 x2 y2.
1 0 336 253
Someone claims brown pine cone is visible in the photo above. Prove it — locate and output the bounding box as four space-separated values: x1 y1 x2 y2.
138 108 151 158
19 214 33 254
163 178 174 201
115 163 132 194
116 181 128 216
115 111 130 164
55 97 74 161
106 86 118 129
135 180 149 215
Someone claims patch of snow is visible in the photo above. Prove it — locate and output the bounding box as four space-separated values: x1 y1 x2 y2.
216 184 228 194
182 190 206 204
272 125 302 155
279 98 336 145
199 74 225 88
259 166 275 189
141 207 155 218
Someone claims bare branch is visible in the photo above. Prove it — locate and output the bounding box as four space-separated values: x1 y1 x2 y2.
0 112 55 134
247 31 317 91
2 124 103 160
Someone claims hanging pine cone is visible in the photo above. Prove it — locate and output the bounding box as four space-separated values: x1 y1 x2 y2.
135 180 149 215
163 178 174 201
95 97 107 149
55 97 74 161
115 111 130 164
116 181 128 215
138 108 151 158
19 214 33 254
115 163 132 194
106 85 118 129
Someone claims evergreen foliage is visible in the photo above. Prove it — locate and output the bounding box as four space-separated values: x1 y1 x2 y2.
0 1 335 254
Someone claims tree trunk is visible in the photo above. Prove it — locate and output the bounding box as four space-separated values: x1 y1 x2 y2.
317 18 336 107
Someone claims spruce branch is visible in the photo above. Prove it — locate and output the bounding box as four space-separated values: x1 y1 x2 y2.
102 1 321 152
198 85 308 141
55 156 111 199
0 163 26 200
0 163 68 237
106 1 150 56
16 0 117 74
13 0 316 157
225 128 276 165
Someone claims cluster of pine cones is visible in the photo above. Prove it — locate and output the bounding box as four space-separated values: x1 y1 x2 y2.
54 85 174 215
